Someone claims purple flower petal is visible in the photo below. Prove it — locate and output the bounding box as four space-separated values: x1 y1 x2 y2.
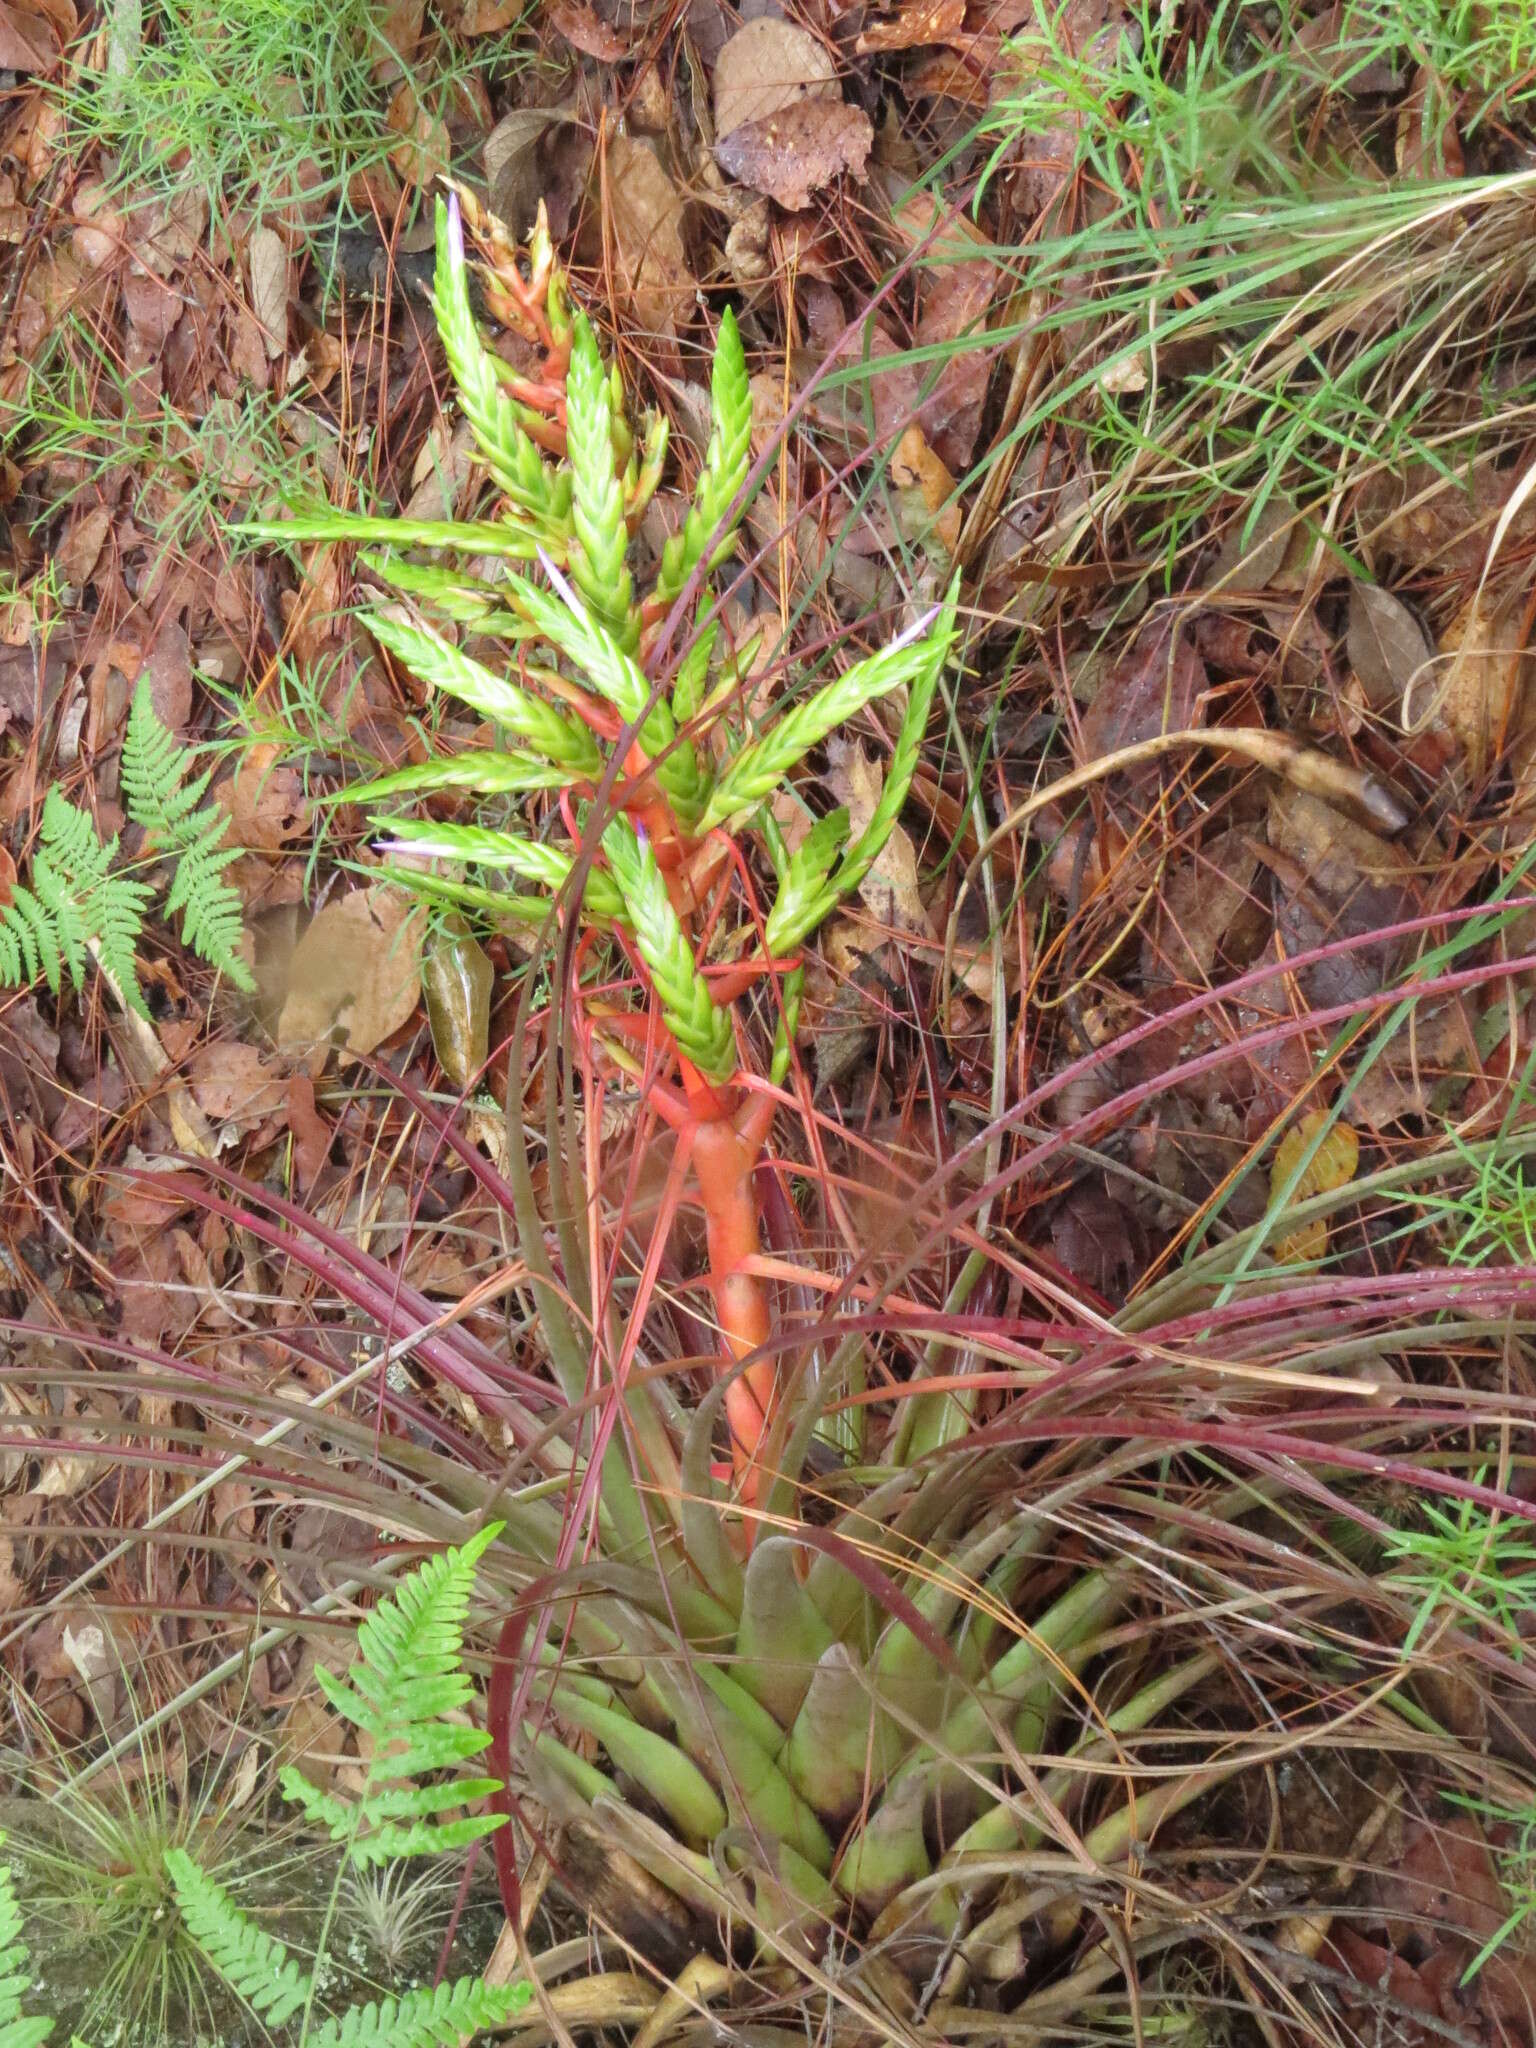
445 189 464 266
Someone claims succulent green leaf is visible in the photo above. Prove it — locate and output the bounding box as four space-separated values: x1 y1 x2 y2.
368 821 625 921
337 754 572 806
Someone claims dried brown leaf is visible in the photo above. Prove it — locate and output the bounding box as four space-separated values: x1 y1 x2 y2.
1429 583 1532 779
247 226 290 360
277 885 426 1056
605 132 695 345
715 99 873 212
857 0 965 52
825 739 932 937
1346 580 1432 712
712 16 836 138
0 0 59 70
549 0 626 57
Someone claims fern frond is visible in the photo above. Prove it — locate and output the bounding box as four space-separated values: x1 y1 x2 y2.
0 792 154 1017
164 1850 311 2027
277 1525 508 1866
602 815 735 1082
122 681 254 991
699 593 957 835
434 194 567 530
565 315 638 654
654 305 753 611
0 1836 53 2048
367 612 601 778
304 1975 532 2048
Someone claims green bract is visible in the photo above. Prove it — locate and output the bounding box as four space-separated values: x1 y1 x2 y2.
251 192 959 1089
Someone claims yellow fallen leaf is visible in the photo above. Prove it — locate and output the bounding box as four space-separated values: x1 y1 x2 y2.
1270 1109 1359 1265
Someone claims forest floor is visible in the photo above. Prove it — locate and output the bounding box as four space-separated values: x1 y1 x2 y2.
5 1 1536 2044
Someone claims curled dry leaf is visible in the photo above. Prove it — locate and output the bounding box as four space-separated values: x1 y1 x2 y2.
712 16 837 138
857 0 966 52
715 98 874 212
891 424 960 558
277 884 427 1056
604 131 696 345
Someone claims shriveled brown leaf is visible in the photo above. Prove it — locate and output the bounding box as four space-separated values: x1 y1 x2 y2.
458 0 519 29
57 504 111 587
857 0 966 52
604 132 695 345
1080 620 1205 760
1347 580 1433 712
715 99 873 211
187 1041 288 1128
1266 788 1419 1007
549 0 626 58
712 16 837 138
1356 455 1536 576
216 744 311 853
1209 494 1312 592
386 81 451 187
277 885 426 1056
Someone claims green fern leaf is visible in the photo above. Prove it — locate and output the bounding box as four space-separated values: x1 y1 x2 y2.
165 1851 310 2026
304 1975 532 2048
0 792 154 1017
277 1525 508 1865
0 1836 53 2048
122 681 254 992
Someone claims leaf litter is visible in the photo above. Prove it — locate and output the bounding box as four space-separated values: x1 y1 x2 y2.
5 0 1536 2037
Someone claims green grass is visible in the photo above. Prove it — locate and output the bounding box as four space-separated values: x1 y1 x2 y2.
851 0 1536 588
66 0 530 248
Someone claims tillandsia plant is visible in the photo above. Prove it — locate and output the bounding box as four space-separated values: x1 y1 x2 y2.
256 186 959 1502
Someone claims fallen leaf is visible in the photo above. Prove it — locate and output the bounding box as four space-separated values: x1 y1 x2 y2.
247 226 290 361
549 0 625 58
285 1072 331 1188
712 17 837 138
825 738 932 936
1080 619 1205 760
277 885 426 1056
1210 494 1313 592
57 504 110 587
1347 579 1433 712
715 99 874 212
1430 582 1532 780
857 0 966 51
0 0 58 69
216 743 310 852
423 919 494 1086
1266 788 1419 1007
1269 1109 1358 1264
187 1041 287 1127
485 106 580 238
1140 827 1261 988
890 423 960 557
458 0 518 29
1050 1179 1146 1299
386 82 451 188
605 132 695 345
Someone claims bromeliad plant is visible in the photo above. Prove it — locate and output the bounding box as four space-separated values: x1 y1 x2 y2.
260 188 958 1498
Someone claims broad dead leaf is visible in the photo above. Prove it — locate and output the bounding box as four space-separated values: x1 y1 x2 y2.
247 226 290 360
605 132 695 346
0 0 61 69
825 738 932 937
1141 827 1260 988
857 0 966 51
715 100 874 212
1210 495 1312 592
1269 1109 1358 1264
713 17 837 138
277 885 426 1056
1429 582 1532 779
187 1041 288 1128
1346 580 1433 712
549 0 626 58
57 504 110 587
